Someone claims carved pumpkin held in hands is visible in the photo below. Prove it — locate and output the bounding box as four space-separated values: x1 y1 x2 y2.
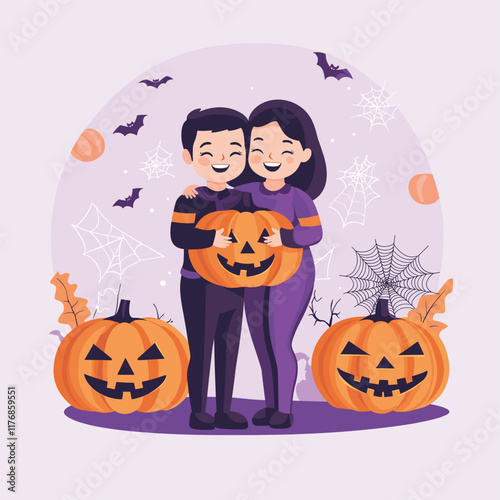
54 300 189 414
312 281 452 413
189 210 303 288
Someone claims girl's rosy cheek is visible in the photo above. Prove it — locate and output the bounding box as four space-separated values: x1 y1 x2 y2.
199 156 211 167
250 154 262 164
285 156 294 164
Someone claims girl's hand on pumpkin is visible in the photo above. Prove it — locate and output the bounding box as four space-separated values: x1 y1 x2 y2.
182 185 200 199
264 228 282 247
213 228 232 248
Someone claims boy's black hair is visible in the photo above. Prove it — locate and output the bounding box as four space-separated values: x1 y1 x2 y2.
181 107 248 156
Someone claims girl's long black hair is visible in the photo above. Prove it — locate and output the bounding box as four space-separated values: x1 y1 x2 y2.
230 99 327 200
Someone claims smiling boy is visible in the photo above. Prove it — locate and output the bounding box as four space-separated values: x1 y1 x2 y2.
171 108 253 430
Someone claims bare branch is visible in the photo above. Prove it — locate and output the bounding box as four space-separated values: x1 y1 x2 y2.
309 290 341 328
114 284 122 314
153 303 165 320
309 290 331 327
329 298 341 327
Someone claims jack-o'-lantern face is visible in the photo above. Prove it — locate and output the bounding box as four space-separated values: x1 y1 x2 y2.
84 338 167 401
312 302 449 413
189 210 303 287
334 324 432 412
54 300 190 414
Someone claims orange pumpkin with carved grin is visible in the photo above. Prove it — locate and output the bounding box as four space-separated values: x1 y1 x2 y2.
312 299 449 413
189 210 303 288
53 300 189 414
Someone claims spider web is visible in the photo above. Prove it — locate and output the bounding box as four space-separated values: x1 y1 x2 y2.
314 247 334 280
95 287 119 313
342 238 437 315
353 83 398 130
73 204 164 282
140 142 174 180
330 156 379 227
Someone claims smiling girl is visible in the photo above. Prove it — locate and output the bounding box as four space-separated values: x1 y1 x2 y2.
236 100 326 428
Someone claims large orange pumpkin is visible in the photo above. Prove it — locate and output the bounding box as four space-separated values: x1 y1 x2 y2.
312 299 449 413
54 300 189 414
71 128 105 162
189 210 303 288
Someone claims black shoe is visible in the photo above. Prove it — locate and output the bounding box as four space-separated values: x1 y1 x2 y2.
214 411 248 429
189 412 215 430
269 411 293 429
252 407 277 426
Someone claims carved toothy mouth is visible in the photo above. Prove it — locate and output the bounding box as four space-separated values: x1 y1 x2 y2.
85 374 166 399
337 369 427 397
217 254 275 277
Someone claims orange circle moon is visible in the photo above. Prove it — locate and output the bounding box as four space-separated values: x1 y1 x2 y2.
71 129 105 162
408 174 439 205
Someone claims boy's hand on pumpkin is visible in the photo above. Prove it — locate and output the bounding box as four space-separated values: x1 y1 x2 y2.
182 185 199 199
264 228 282 247
213 228 232 248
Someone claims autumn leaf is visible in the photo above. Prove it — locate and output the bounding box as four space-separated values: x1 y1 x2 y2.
50 272 91 329
406 279 453 335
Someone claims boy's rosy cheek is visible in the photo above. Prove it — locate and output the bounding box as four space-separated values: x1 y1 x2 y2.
250 154 262 164
199 156 211 167
285 156 294 164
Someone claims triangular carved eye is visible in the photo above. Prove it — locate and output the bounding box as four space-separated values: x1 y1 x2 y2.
229 230 238 243
138 343 164 360
399 342 424 356
258 229 270 243
85 345 112 360
340 341 369 356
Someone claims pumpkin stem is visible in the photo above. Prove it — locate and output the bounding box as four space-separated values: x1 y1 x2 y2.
362 299 396 323
105 299 142 323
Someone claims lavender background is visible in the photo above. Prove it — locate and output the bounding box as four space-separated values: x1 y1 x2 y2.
51 43 443 402
2 1 499 500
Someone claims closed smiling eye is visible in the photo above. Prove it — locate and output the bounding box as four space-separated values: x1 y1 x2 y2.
251 148 263 154
200 152 213 157
230 151 242 157
282 150 294 155
340 341 369 356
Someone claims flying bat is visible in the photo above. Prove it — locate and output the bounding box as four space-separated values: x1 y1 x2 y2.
314 52 353 80
113 188 143 208
113 115 147 136
139 76 173 88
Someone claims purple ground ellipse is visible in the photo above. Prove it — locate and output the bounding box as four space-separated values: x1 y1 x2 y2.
64 397 449 435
